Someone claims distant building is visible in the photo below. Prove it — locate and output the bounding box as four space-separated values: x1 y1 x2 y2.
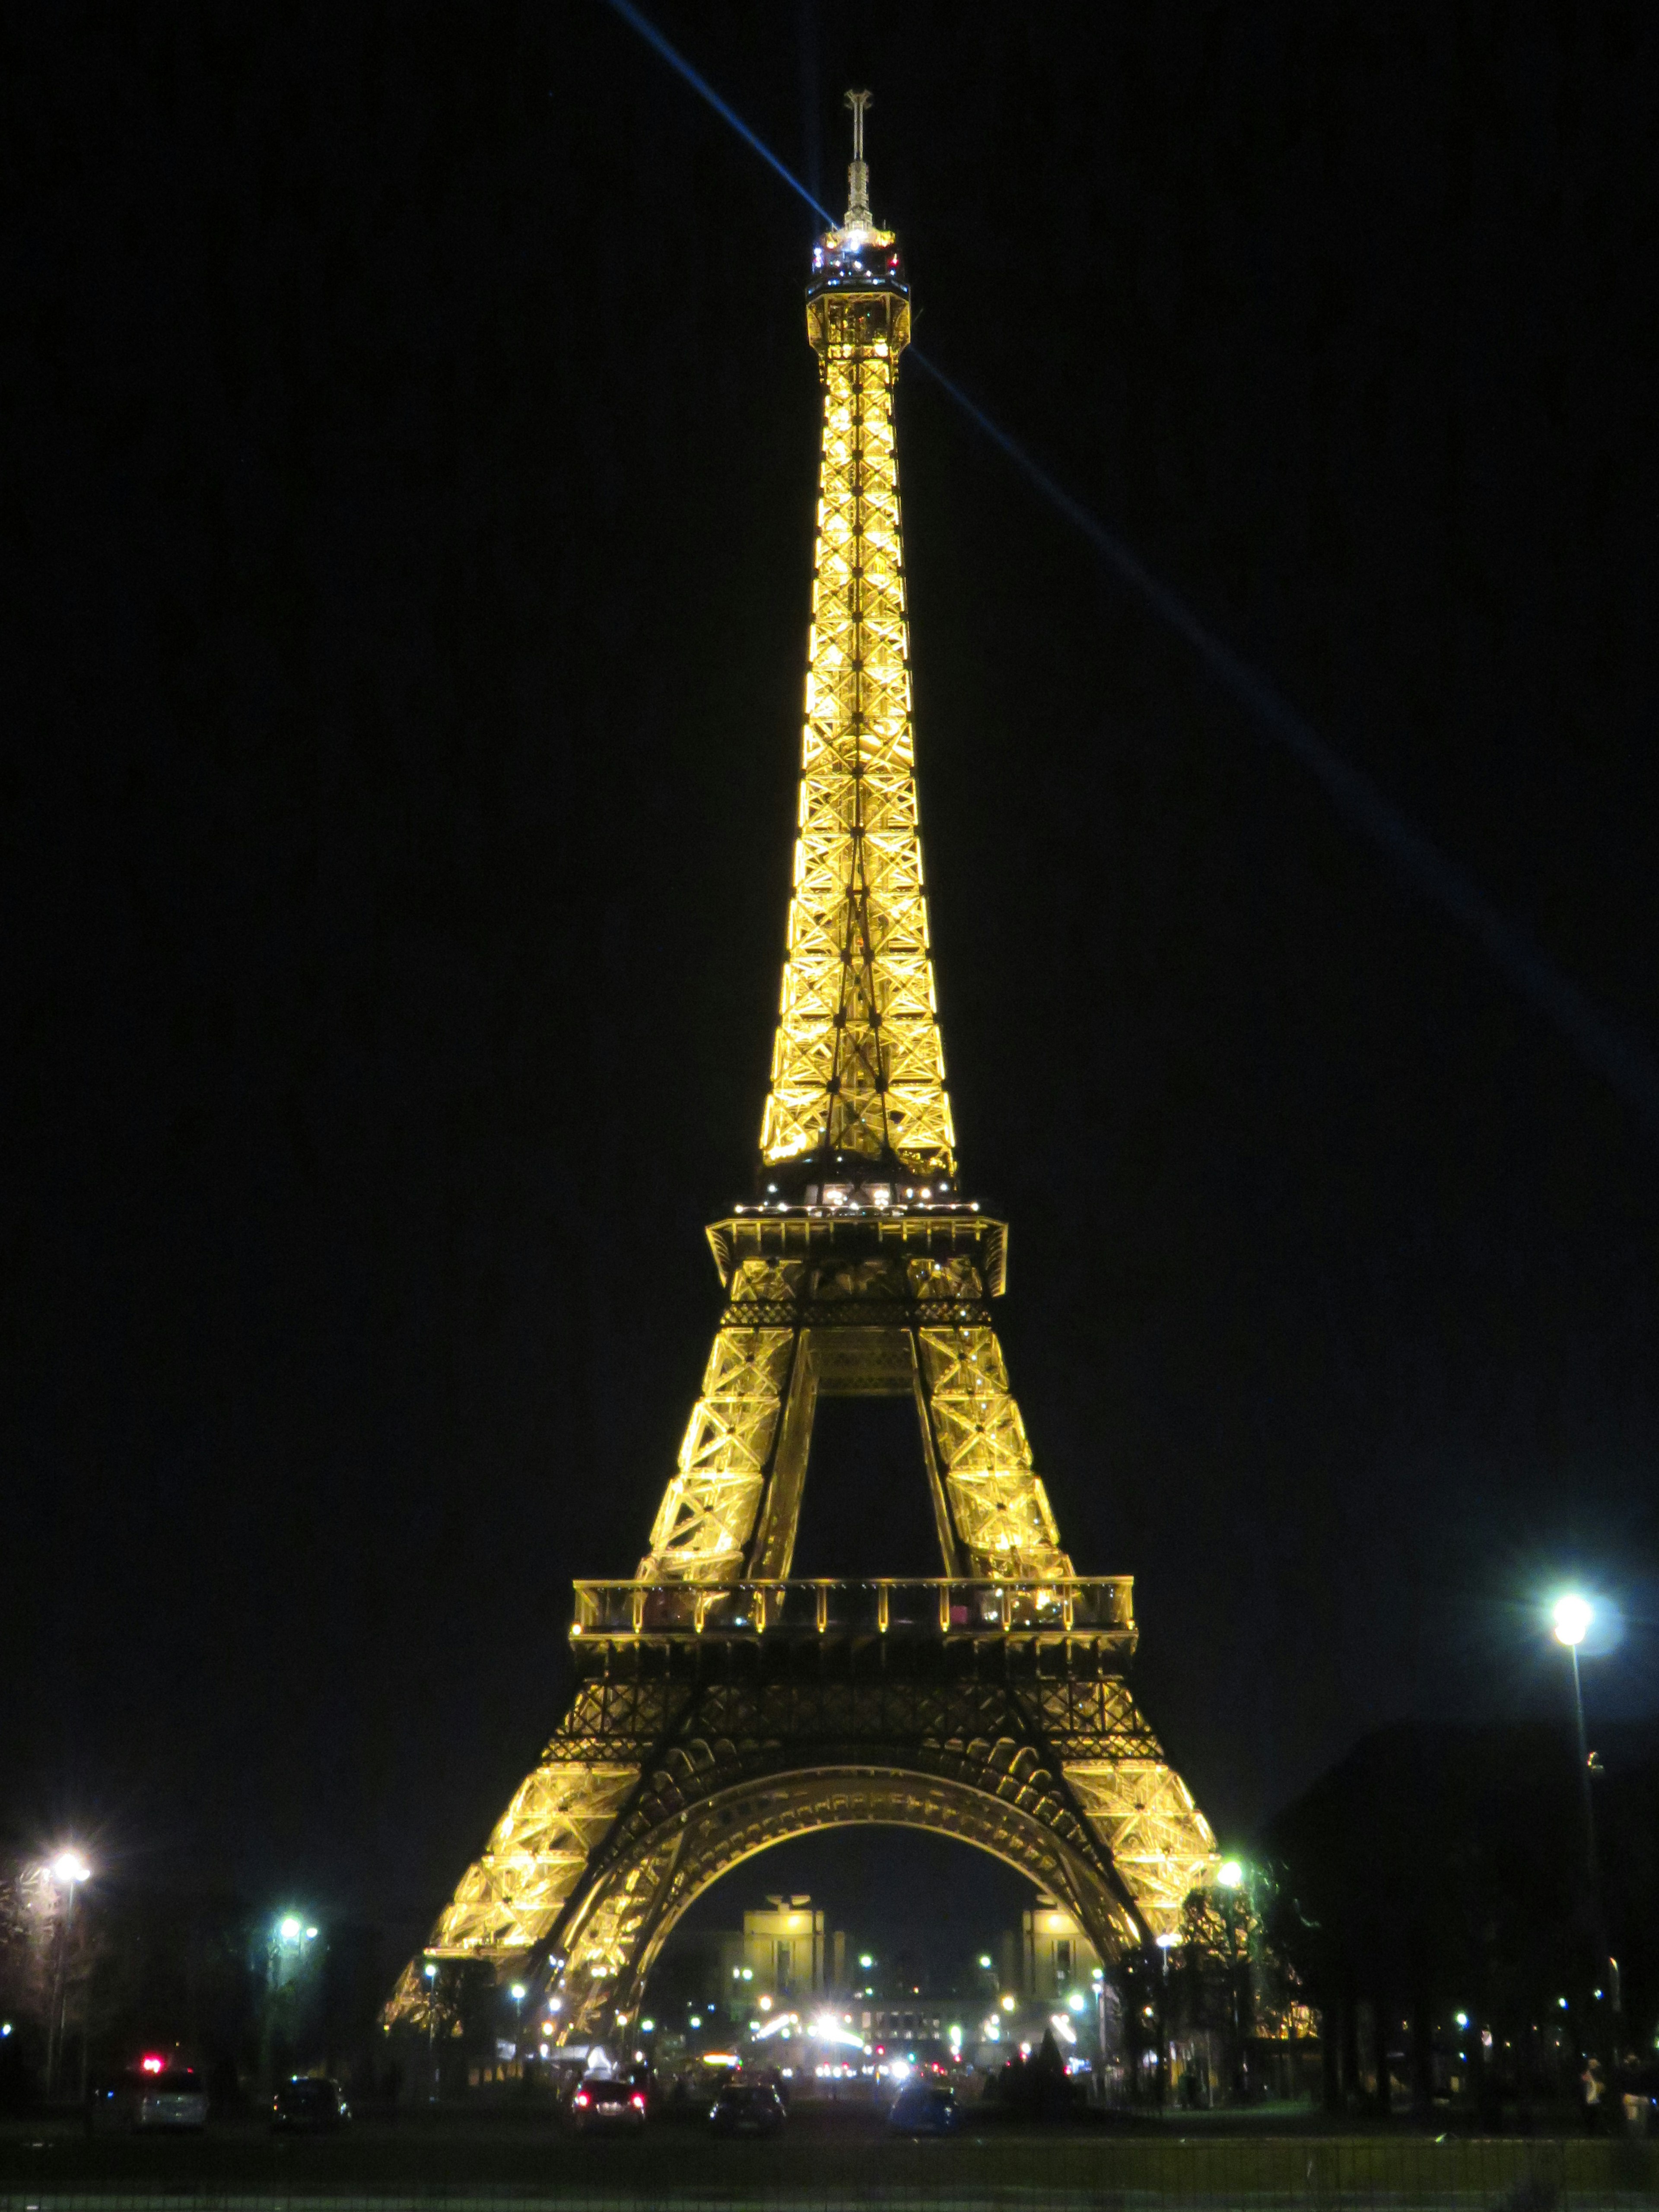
1022 1895 1102 1999
744 1895 839 1996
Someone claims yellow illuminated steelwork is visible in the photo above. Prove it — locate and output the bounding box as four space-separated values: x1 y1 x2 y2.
760 220 952 1181
384 104 1215 2038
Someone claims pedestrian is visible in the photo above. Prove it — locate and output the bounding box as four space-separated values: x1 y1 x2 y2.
1580 2056 1605 2133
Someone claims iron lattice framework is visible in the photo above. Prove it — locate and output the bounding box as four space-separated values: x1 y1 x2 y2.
758 226 953 1183
385 109 1216 2040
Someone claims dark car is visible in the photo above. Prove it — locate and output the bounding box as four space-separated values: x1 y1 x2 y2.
571 2073 646 2132
888 2079 958 2134
709 2080 785 2137
271 2075 351 2130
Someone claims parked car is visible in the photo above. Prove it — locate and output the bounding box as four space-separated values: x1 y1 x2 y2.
709 2080 785 2137
85 2065 196 2133
888 2079 958 2134
571 2073 647 2132
271 2075 351 2130
130 2063 209 2131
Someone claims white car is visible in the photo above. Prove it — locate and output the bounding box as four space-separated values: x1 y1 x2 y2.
133 2062 209 2130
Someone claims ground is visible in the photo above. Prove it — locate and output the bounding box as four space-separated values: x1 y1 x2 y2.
0 2102 1653 2205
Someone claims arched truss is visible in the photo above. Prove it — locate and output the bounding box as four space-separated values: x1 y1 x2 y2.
552 1759 1148 2042
378 1640 1220 2039
632 1770 1135 2010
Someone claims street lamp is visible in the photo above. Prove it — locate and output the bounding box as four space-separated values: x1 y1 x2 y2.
44 1850 91 2101
423 1962 440 2101
1551 1592 1616 2033
272 1915 318 1974
1213 1860 1252 2103
1552 1593 1593 1650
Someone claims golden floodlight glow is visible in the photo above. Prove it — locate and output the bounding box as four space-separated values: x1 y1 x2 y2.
757 273 954 1184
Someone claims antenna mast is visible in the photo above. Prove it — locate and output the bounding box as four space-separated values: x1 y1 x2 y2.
843 88 873 232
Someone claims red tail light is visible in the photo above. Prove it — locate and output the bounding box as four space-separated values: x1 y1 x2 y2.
573 2091 590 2107
630 2093 645 2108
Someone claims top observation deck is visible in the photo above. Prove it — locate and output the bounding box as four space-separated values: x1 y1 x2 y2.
805 89 909 315
807 228 908 307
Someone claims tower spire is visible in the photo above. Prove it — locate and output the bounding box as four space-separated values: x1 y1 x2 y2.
843 87 874 232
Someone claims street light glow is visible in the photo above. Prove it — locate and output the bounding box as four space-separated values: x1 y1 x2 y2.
1217 1859 1244 1889
1553 1593 1593 1647
278 1915 302 1942
50 1852 91 1886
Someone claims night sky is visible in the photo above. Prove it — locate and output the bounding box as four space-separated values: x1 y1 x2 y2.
5 4 1657 1946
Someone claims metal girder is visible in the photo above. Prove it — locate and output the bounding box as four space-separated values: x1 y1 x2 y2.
538 1640 1211 2040
386 1632 1217 2033
636 1234 1073 1584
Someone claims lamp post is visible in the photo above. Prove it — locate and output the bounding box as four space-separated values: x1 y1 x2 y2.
1551 1594 1616 2043
264 1913 318 2088
44 1851 91 2102
423 1962 440 2101
1154 1931 1180 2108
1216 1859 1248 2104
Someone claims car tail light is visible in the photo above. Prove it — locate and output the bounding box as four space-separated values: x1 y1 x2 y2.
630 2093 645 2108
573 2092 590 2107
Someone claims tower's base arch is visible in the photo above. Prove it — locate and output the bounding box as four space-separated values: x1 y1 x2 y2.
567 1764 1141 2035
382 1616 1218 2043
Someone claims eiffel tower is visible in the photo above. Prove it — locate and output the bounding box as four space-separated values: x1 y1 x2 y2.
386 96 1216 2043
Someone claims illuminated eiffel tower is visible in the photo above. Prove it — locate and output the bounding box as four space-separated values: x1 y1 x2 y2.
387 96 1216 2042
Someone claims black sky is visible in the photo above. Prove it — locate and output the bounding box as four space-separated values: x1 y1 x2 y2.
3 3 1657 1938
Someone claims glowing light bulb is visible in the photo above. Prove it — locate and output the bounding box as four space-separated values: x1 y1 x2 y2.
1553 1593 1593 1647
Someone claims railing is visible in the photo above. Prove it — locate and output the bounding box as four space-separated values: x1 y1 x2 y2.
569 1576 1135 1640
